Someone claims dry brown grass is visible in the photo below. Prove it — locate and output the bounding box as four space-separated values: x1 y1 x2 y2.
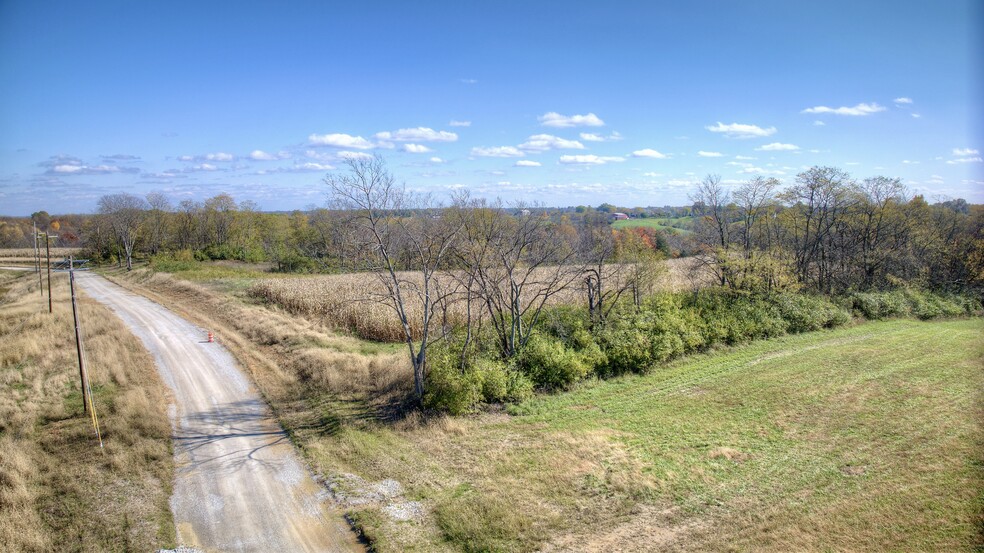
0 247 81 258
104 268 414 414
0 270 174 552
250 258 700 342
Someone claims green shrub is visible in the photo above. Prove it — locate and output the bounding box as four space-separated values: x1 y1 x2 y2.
850 290 910 319
519 334 591 389
504 369 535 403
472 357 510 402
850 289 979 320
596 313 654 376
425 357 483 415
775 293 850 333
540 305 590 342
149 251 199 273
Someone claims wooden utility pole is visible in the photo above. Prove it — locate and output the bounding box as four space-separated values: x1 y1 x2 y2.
68 255 90 414
34 224 43 296
45 233 53 313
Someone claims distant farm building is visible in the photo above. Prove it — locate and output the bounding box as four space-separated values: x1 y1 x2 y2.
612 212 629 220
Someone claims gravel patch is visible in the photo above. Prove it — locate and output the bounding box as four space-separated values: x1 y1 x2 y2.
325 473 423 522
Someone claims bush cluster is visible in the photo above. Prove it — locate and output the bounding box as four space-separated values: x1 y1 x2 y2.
425 287 978 414
849 289 980 320
424 341 534 415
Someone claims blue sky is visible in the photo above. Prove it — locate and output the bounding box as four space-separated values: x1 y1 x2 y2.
0 0 980 215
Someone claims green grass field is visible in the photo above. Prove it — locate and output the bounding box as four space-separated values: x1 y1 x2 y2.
611 216 694 234
307 318 983 551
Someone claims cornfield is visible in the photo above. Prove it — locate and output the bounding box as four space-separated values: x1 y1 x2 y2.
250 258 702 342
0 248 82 266
0 248 82 258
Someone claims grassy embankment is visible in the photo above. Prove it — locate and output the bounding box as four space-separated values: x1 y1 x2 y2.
0 269 174 552
104 261 983 552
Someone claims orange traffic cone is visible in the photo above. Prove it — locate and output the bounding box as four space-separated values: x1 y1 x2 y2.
207 331 214 343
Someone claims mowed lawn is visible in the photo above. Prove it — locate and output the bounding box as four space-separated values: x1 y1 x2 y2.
310 319 984 552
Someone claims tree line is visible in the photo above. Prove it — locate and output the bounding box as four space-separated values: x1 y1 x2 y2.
688 167 982 294
3 158 980 407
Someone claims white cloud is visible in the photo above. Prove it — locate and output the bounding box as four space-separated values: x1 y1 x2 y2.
449 120 471 127
642 172 662 177
403 144 433 153
953 148 979 156
429 157 444 164
299 162 335 171
177 152 236 162
894 97 913 105
705 122 777 139
460 78 478 84
632 149 669 159
735 155 755 160
946 157 982 165
579 131 623 142
756 142 800 151
559 154 625 165
697 151 723 157
813 120 826 126
738 166 785 175
193 163 218 171
307 133 375 149
538 112 605 128
249 150 289 161
801 102 886 116
249 150 276 161
911 113 921 118
338 151 374 161
471 146 525 158
375 127 458 142
902 160 919 164
514 160 542 167
518 134 585 152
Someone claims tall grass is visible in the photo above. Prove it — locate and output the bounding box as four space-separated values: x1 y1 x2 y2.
0 270 174 551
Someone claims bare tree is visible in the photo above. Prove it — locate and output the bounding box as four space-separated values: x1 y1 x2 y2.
690 174 732 248
326 156 462 403
175 199 203 249
579 218 663 322
779 166 855 293
97 193 147 270
733 176 778 253
145 191 172 254
453 199 581 358
204 193 237 246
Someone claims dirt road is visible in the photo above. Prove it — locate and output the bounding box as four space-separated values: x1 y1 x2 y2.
77 272 360 552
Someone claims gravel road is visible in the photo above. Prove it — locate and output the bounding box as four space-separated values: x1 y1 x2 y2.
77 272 361 552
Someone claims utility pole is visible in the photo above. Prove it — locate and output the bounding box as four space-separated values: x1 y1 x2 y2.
34 224 43 297
68 255 90 414
45 233 53 314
